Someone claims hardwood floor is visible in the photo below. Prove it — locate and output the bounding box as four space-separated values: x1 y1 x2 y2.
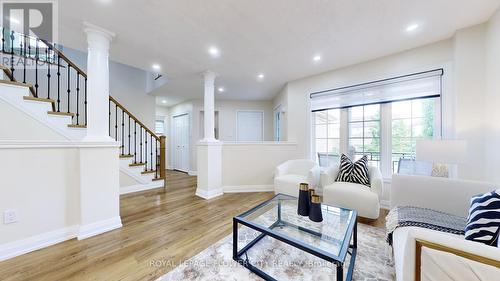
0 171 387 281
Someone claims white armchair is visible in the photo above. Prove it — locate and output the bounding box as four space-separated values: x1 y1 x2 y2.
274 159 320 197
321 165 383 219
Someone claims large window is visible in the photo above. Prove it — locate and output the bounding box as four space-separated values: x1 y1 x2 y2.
348 105 381 167
314 109 341 167
310 69 443 175
391 98 439 172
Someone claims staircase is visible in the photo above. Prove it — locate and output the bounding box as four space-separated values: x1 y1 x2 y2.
0 27 166 192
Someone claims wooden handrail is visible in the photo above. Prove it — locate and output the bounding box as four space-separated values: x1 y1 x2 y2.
108 95 160 141
41 39 87 78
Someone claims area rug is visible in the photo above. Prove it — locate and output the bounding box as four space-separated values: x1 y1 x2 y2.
156 223 395 281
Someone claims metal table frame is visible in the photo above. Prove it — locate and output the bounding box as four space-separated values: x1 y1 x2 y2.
233 194 358 281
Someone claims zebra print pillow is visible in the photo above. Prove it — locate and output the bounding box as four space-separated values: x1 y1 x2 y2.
335 154 371 187
464 189 500 246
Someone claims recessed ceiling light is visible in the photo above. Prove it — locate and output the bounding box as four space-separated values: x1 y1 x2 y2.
257 73 265 80
208 46 220 57
161 100 167 104
218 87 225 93
313 55 321 62
152 64 161 71
406 23 420 32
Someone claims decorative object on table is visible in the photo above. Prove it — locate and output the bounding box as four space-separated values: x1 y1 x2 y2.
335 154 371 187
416 139 467 178
308 188 315 207
297 183 310 216
464 189 500 246
309 195 323 222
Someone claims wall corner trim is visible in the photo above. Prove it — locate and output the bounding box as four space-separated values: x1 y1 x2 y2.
77 217 122 240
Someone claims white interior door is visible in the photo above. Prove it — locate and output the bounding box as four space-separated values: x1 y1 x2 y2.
173 114 189 172
237 111 264 142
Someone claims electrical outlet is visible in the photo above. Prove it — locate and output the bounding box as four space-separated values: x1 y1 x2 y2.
3 209 18 224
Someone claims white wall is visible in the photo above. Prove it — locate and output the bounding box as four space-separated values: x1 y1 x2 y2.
158 99 274 173
484 8 500 184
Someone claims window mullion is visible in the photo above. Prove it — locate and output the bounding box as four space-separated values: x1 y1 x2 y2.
380 103 392 178
339 109 349 155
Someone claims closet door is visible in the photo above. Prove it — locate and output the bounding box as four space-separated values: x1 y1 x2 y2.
173 114 189 172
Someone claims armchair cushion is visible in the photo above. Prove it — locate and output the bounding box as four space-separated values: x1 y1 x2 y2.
323 181 380 219
335 154 370 187
274 159 320 197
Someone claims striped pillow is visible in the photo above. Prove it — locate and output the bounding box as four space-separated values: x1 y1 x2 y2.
464 189 500 246
335 154 371 187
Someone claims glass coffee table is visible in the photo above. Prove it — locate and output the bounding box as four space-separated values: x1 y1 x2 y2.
233 194 357 281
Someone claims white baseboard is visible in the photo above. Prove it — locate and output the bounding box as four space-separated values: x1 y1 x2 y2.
188 170 198 176
380 200 390 210
0 225 78 261
223 185 274 193
77 216 122 240
120 181 164 195
195 187 223 199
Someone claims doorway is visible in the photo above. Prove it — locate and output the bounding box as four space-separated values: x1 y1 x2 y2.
173 114 190 172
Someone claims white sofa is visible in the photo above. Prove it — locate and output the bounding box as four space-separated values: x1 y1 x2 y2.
321 165 383 219
274 159 320 197
391 174 500 281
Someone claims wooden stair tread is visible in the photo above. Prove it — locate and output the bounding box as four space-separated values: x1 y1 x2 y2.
119 154 134 158
129 163 145 167
47 111 74 117
141 170 157 174
68 124 86 128
0 79 32 88
23 96 55 104
152 177 165 181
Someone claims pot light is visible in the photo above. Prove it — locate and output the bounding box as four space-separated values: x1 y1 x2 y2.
218 87 225 93
208 46 220 57
257 73 265 80
313 55 321 62
406 23 419 32
161 100 167 104
152 64 161 71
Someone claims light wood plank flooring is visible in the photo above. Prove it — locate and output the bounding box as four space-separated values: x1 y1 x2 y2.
0 171 387 281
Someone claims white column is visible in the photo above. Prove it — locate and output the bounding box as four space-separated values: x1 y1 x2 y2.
202 70 217 142
196 70 223 199
83 22 116 142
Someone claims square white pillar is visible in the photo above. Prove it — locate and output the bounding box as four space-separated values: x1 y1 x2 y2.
196 141 223 199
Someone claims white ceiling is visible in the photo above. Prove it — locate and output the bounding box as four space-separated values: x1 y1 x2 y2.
58 0 500 107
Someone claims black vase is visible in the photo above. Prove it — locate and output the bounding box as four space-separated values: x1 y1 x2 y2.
297 183 310 216
309 195 323 222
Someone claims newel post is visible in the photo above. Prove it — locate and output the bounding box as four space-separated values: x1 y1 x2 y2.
160 135 166 186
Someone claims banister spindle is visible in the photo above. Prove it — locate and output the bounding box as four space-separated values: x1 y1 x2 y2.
35 38 39 95
155 139 159 178
1 27 5 53
9 31 15 81
134 121 137 163
56 52 61 112
67 64 71 113
145 130 148 170
115 104 118 141
84 77 87 126
109 99 111 135
150 135 153 171
76 74 80 125
46 45 51 99
128 116 131 155
121 110 125 155
140 127 143 163
23 35 26 83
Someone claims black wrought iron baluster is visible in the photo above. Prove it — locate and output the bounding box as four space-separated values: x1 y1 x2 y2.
150 135 153 171
145 131 148 170
134 121 137 164
76 74 80 125
155 139 159 178
9 31 15 81
35 38 39 95
67 64 71 113
23 35 26 83
46 45 51 99
140 127 143 163
128 116 131 155
1 27 5 53
115 104 118 141
108 99 111 135
84 78 87 126
121 110 125 155
56 52 61 111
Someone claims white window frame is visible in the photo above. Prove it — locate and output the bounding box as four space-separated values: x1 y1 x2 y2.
236 110 265 142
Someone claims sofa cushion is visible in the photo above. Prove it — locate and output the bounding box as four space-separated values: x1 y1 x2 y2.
335 154 370 187
465 189 500 246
